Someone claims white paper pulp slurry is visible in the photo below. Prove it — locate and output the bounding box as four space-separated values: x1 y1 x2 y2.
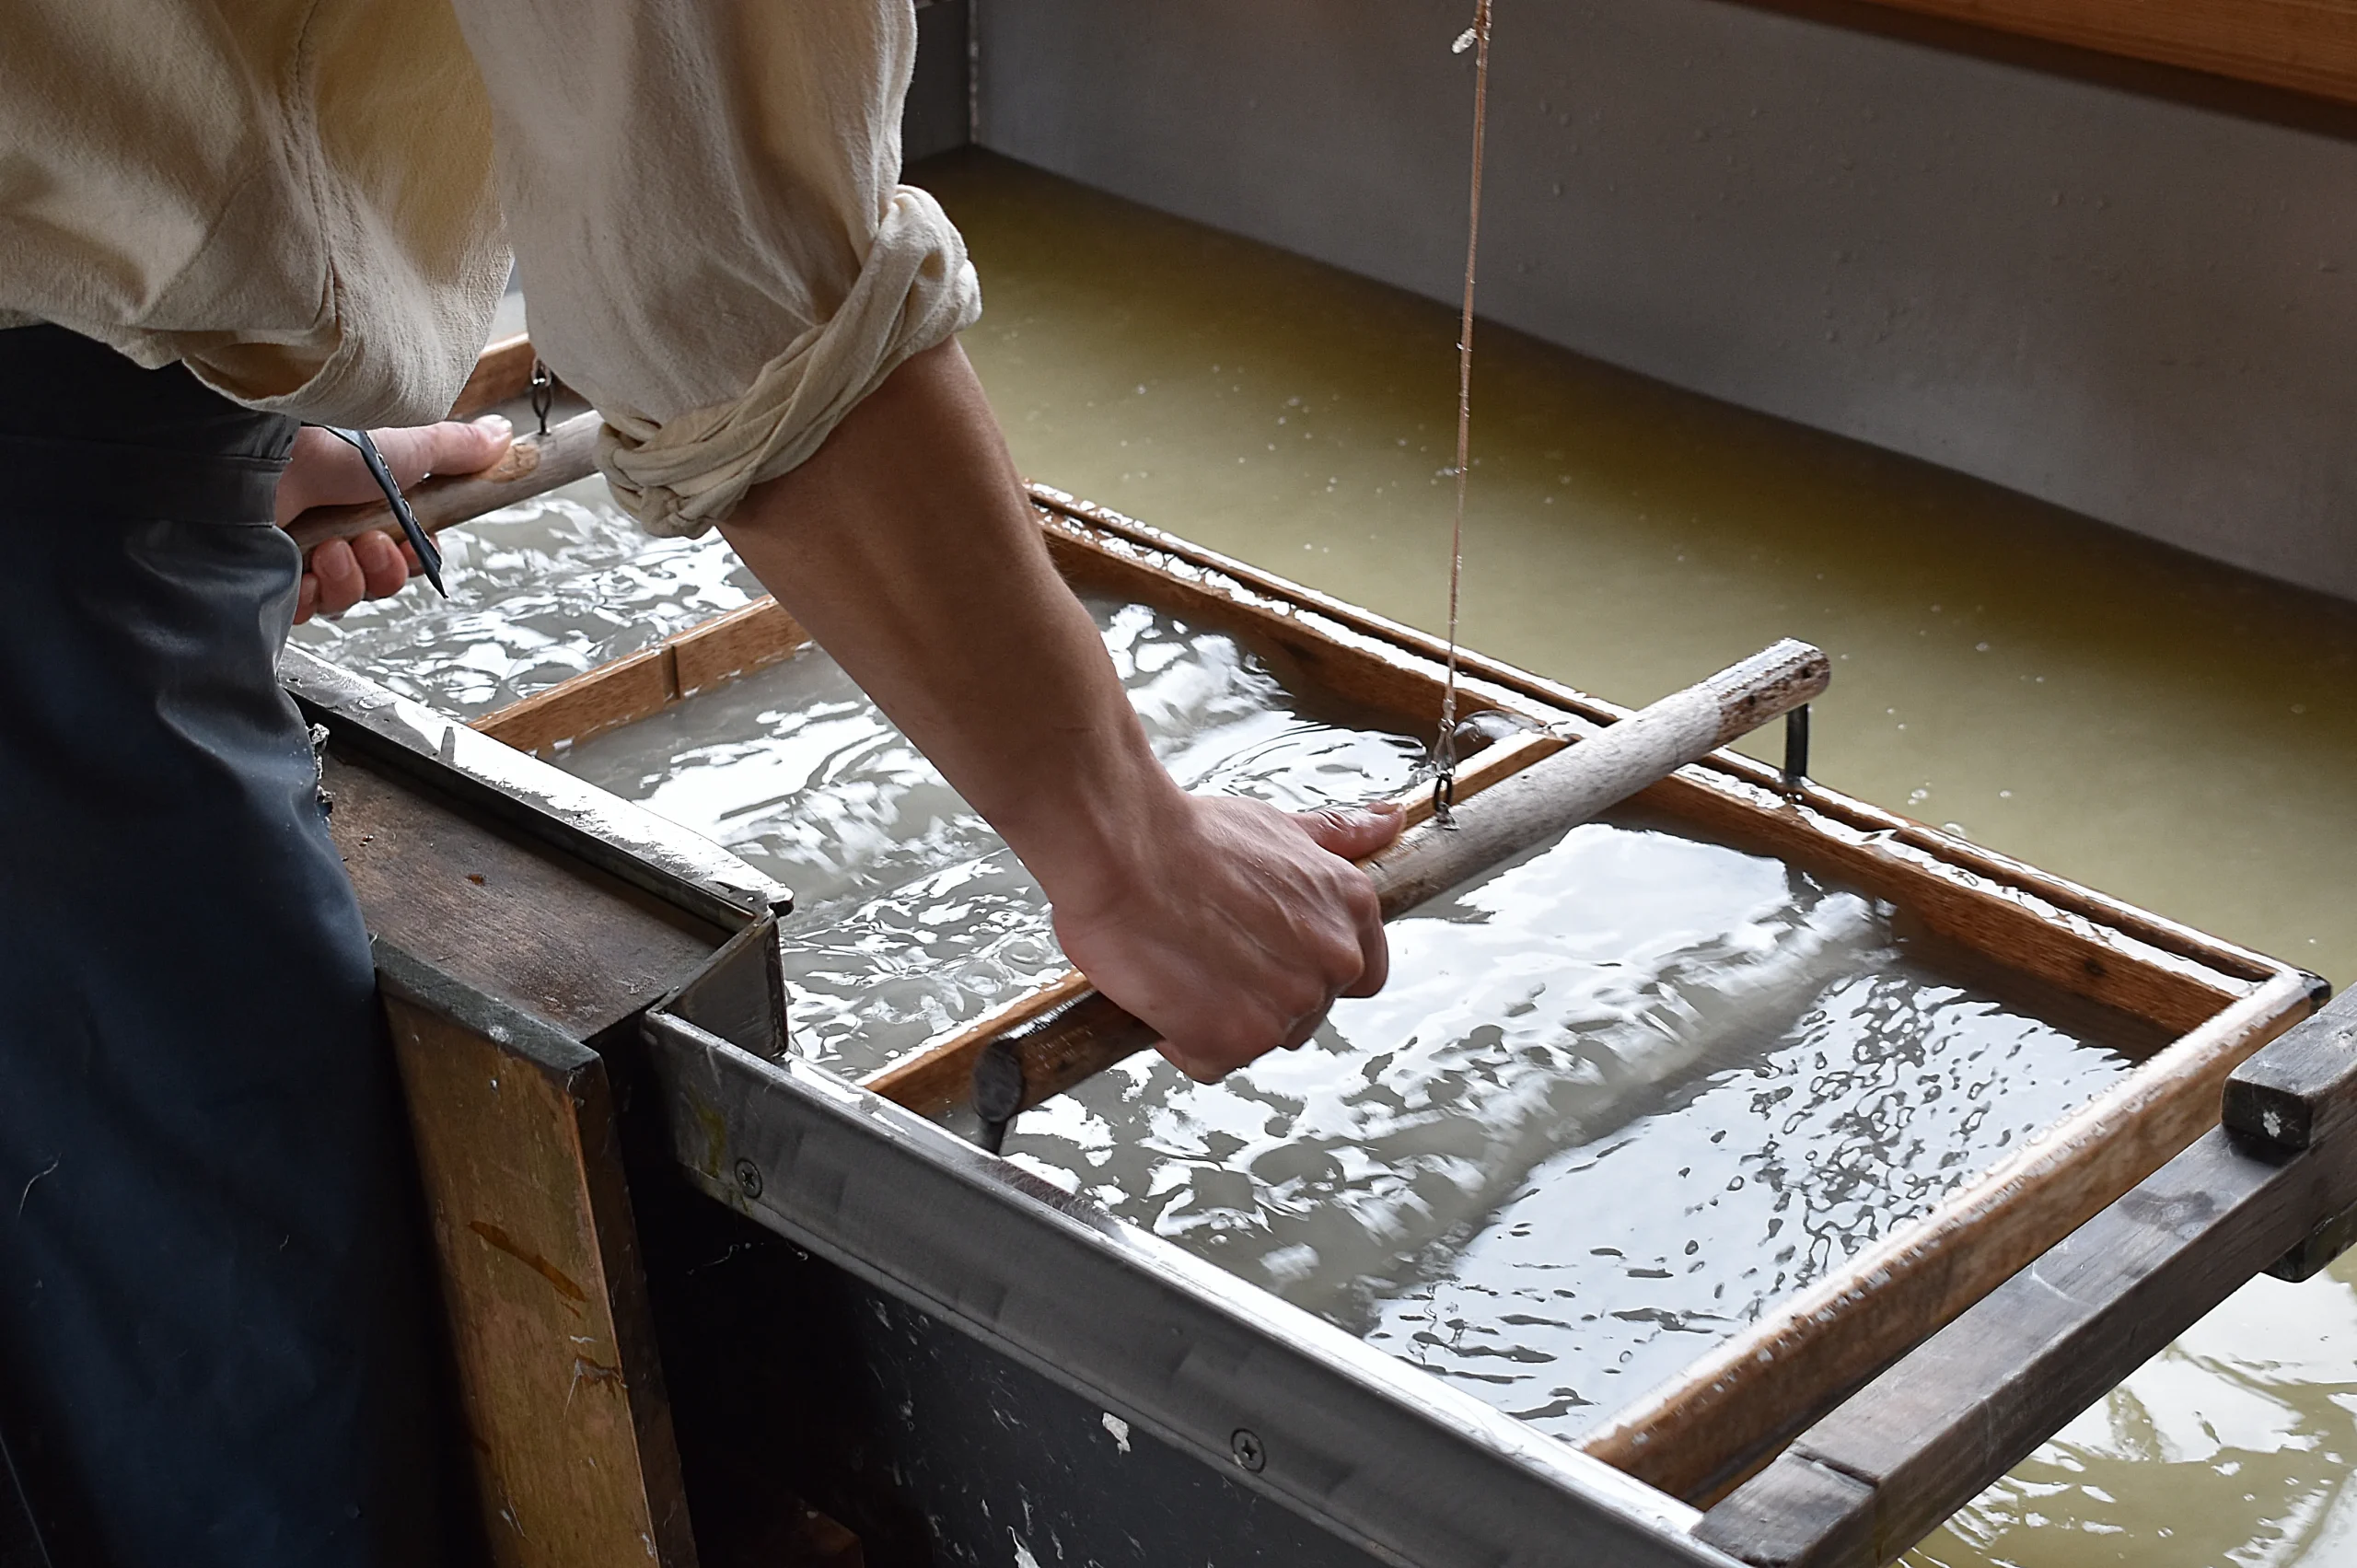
305 524 2129 1441
544 596 2128 1440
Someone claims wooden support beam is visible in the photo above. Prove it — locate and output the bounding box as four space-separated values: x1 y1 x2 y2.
378 941 700 1568
1843 0 2357 110
1693 989 2357 1568
1642 774 2244 1038
2271 1194 2357 1282
2224 992 2357 1152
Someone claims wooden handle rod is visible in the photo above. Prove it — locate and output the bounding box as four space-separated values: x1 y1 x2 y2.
284 411 603 555
972 639 1831 1143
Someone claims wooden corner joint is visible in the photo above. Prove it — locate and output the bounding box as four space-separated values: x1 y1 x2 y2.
1692 1451 1878 1568
1694 1001 2357 1568
2223 985 2357 1280
2223 982 2357 1157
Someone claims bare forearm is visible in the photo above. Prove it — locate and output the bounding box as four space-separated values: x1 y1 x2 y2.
718 339 1395 1078
717 341 1183 918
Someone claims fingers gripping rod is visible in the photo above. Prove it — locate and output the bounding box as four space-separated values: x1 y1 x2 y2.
972 639 1831 1153
310 425 448 597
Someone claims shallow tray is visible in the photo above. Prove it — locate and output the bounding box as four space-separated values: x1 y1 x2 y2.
471 482 2317 1508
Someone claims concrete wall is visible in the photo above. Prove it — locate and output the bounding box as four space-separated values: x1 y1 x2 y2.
906 0 972 164
967 0 2357 598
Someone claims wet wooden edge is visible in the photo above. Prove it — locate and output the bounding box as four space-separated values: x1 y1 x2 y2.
451 331 540 420
1585 966 2315 1505
1031 486 2284 991
474 599 812 758
1696 991 2357 1566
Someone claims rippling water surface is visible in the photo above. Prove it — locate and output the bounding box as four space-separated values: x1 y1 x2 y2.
1908 1271 2357 1566
557 596 1424 1067
292 148 2357 1562
289 477 758 719
1004 819 2124 1434
301 491 2131 1440
922 155 2357 1533
551 605 2128 1435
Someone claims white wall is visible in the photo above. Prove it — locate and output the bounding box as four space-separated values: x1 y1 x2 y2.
972 0 2357 598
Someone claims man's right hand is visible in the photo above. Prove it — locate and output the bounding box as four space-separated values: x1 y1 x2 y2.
1051 796 1401 1082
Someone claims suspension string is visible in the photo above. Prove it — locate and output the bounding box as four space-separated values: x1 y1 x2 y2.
1433 0 1494 828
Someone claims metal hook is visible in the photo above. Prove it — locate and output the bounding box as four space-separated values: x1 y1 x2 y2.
1781 703 1811 798
528 358 553 438
971 1037 1025 1155
1430 769 1457 828
1428 715 1461 830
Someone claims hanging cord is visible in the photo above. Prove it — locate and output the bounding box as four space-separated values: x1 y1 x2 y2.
1433 0 1494 828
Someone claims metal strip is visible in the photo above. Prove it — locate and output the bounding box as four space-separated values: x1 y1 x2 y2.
644 1010 1732 1568
282 645 787 932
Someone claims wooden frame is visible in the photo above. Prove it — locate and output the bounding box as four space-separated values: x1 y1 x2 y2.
467 477 2317 1513
1843 0 2357 110
1695 988 2357 1567
291 331 2339 1562
475 599 811 757
296 651 866 1566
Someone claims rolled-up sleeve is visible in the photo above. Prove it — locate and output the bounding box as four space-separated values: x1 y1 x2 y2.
450 0 981 537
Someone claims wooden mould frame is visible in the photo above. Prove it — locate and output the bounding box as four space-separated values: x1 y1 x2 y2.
290 334 2335 1562
451 470 2317 1512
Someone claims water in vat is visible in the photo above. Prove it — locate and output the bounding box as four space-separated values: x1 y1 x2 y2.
292 149 2357 1566
550 601 2131 1436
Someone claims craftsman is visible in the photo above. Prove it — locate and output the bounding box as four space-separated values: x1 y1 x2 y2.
0 4 1400 1563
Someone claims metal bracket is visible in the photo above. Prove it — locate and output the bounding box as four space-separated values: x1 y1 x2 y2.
1781 704 1810 797
528 358 554 438
972 1037 1025 1155
2270 1195 2357 1282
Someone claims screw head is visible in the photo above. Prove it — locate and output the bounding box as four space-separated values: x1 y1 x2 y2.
734 1158 763 1200
1229 1428 1265 1472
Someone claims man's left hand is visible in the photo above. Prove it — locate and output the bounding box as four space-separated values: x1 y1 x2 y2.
274 415 513 622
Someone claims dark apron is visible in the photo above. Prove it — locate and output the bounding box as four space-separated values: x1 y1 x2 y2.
0 326 453 1567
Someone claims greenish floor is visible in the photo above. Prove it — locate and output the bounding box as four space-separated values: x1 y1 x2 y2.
920 146 2357 1568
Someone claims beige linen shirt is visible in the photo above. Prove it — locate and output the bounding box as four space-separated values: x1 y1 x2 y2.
0 0 981 535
